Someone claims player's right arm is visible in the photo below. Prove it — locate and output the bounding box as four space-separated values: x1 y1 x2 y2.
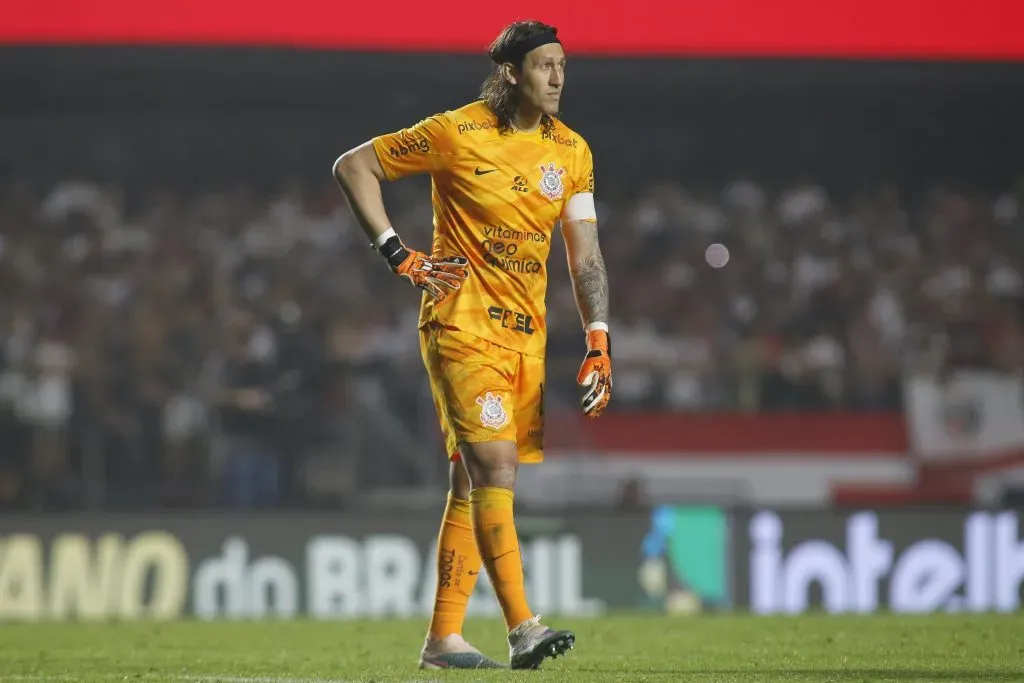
332 114 468 302
332 141 393 246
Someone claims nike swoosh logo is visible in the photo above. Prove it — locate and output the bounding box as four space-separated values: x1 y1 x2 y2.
474 168 498 175
467 570 479 576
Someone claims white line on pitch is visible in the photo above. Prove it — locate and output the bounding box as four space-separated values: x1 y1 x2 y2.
4 675 438 683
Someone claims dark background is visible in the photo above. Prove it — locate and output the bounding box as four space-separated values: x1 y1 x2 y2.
3 48 1023 193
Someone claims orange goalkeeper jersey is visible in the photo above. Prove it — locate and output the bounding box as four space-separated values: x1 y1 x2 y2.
372 100 595 360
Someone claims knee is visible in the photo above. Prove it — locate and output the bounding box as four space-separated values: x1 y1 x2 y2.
459 441 518 490
449 460 472 500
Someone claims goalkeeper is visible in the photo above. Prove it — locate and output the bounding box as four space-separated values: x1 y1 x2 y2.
333 19 611 670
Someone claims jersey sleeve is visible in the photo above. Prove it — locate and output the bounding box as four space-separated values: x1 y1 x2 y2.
561 139 597 222
572 139 595 197
371 113 457 180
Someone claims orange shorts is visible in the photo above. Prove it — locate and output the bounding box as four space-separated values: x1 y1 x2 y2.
419 324 545 464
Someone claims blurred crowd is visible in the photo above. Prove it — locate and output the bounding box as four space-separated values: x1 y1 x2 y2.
0 176 1022 510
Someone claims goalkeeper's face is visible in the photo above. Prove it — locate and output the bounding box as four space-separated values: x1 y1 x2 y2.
517 43 566 116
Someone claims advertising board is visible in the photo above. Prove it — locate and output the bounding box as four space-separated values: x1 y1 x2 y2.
0 512 650 621
3 507 1020 621
739 509 1024 614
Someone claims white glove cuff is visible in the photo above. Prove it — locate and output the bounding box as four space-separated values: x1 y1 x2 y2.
372 227 398 249
585 321 609 334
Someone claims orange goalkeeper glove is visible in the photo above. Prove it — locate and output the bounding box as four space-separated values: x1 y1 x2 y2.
577 325 612 418
376 231 469 303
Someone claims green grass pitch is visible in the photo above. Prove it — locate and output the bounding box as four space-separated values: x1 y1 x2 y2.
2 614 1023 682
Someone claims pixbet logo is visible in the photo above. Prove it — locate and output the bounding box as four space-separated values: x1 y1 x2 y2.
542 131 577 148
749 510 1024 614
457 120 494 135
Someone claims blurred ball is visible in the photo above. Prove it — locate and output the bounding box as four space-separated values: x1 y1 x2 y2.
705 243 730 268
638 558 668 596
665 589 702 615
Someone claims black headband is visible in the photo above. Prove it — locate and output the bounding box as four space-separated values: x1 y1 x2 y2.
493 32 562 66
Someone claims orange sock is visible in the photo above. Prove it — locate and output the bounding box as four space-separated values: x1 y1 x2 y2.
469 487 533 631
428 494 483 639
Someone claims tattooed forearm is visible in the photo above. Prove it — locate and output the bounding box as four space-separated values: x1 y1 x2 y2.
563 220 609 326
571 252 610 326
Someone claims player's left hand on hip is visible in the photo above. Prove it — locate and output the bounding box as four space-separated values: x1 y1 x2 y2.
393 249 470 303
577 328 612 418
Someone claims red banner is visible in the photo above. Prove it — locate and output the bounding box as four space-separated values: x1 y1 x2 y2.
546 412 908 454
5 0 1024 60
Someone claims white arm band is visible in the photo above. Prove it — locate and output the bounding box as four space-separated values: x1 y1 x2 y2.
585 321 609 334
562 192 597 222
371 227 397 249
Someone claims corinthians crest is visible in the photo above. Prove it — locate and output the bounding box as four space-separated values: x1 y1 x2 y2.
538 162 566 200
476 392 509 430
